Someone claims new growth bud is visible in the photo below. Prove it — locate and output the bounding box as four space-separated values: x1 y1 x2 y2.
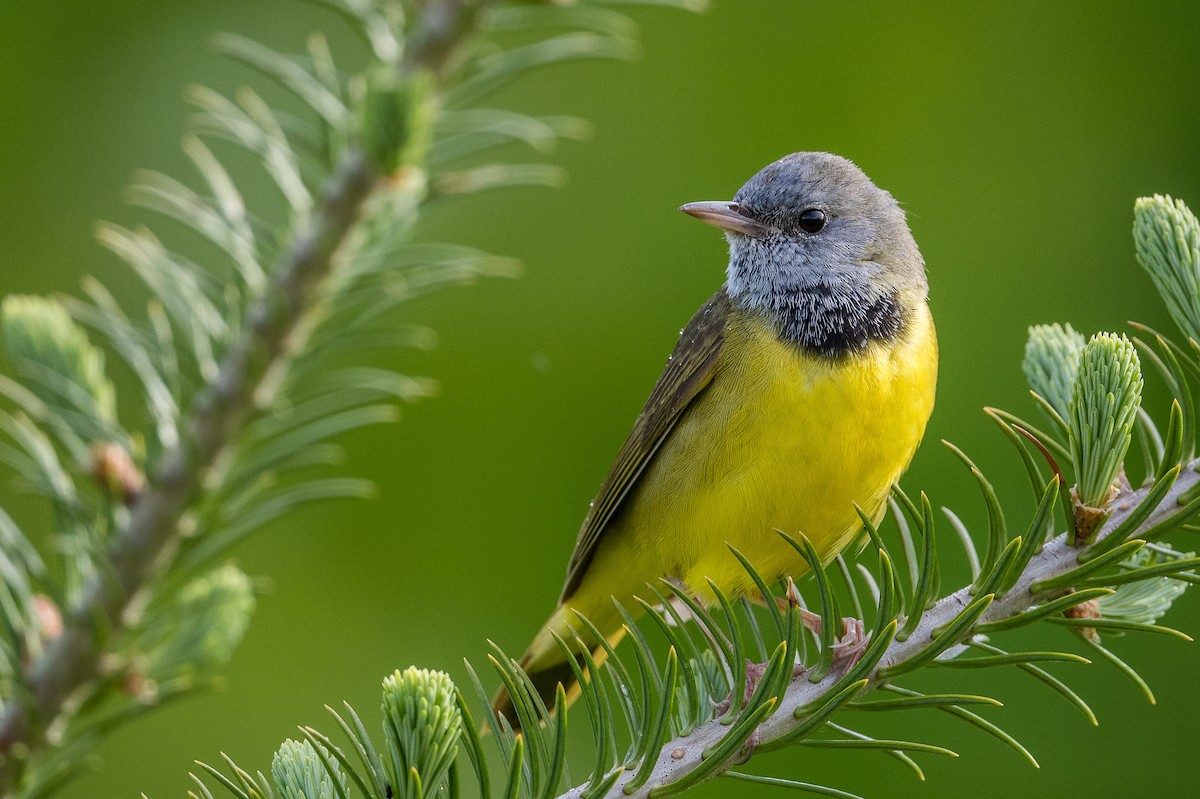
1068 333 1143 532
1 295 117 424
135 564 255 684
381 666 462 799
272 739 347 799
1024 323 1087 419
1134 194 1200 344
90 442 144 504
358 67 436 176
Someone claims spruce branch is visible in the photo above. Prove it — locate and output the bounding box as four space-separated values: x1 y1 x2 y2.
0 136 380 792
0 0 654 793
562 465 1197 799
186 454 1200 799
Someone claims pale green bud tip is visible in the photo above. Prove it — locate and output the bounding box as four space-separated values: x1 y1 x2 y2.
1069 333 1144 507
1079 333 1142 396
181 565 255 668
142 565 255 679
1 295 116 421
1023 322 1086 418
381 667 462 797
272 739 346 799
1133 194 1200 343
358 68 436 174
382 666 461 734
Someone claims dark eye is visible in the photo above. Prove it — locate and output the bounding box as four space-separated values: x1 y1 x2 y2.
797 208 826 234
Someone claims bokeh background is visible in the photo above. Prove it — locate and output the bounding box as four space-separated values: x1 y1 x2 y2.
3 1 1200 797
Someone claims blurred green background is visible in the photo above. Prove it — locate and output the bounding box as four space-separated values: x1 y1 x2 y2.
3 1 1200 797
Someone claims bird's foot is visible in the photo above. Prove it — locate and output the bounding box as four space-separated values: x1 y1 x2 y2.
726 658 806 763
747 579 872 671
710 654 809 717
710 659 767 716
801 612 871 671
832 617 870 669
738 727 762 763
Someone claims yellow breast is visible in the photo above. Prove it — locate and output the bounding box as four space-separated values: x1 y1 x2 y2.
572 302 938 616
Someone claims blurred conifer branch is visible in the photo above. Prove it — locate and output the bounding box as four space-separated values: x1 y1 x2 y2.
177 194 1200 799
0 0 696 795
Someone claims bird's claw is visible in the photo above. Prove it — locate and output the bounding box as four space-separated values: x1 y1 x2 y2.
710 658 794 761
831 617 870 669
710 659 770 715
801 612 871 671
737 727 761 763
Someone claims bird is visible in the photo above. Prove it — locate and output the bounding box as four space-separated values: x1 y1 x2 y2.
492 151 937 726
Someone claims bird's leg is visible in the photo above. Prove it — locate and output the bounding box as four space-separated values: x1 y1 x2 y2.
655 590 698 627
709 658 771 717
738 580 805 758
712 577 870 761
744 581 871 670
720 578 888 760
712 580 808 718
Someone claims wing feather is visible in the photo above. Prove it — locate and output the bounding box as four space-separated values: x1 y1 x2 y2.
559 288 732 601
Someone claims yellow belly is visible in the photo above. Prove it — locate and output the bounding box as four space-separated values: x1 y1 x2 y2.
563 303 938 633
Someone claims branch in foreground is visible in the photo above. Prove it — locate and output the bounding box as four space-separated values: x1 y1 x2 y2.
187 441 1199 799
585 464 1198 798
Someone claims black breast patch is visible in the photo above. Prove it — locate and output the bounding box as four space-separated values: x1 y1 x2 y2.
775 286 905 359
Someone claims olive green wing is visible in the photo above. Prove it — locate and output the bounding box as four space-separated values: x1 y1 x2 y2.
559 288 732 602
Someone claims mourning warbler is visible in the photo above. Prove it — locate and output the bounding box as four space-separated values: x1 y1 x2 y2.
493 151 937 724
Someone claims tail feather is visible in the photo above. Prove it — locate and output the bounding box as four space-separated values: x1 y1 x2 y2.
490 627 627 733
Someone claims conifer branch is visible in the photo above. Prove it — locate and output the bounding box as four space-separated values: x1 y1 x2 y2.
558 464 1200 798
0 150 378 784
0 0 502 791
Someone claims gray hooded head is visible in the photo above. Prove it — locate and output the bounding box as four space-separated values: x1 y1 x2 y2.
684 152 927 358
